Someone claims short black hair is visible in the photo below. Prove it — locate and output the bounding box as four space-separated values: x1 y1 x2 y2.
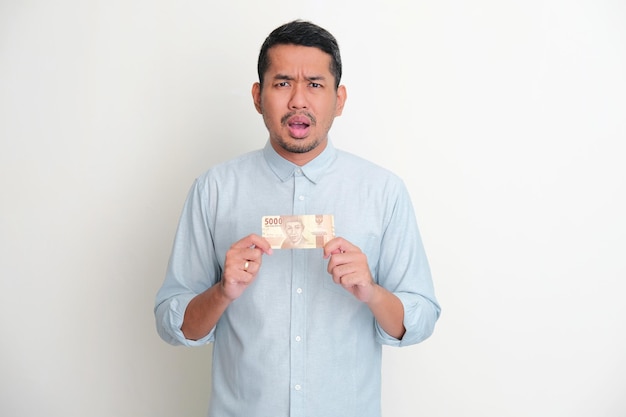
257 20 342 89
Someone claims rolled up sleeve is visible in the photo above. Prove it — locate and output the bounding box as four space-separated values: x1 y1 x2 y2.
154 177 220 347
374 179 441 347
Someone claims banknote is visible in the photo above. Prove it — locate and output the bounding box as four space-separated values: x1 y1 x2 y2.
262 214 335 249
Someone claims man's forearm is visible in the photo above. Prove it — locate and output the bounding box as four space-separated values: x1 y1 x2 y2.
181 283 232 341
366 285 406 339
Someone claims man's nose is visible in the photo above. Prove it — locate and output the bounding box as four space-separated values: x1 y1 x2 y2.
288 84 308 109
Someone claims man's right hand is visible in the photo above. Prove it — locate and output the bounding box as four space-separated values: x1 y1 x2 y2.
221 234 273 301
182 234 272 340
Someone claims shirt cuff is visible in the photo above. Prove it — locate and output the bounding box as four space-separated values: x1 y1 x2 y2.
157 294 215 347
375 291 438 347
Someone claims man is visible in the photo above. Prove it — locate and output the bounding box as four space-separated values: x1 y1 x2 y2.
155 20 440 417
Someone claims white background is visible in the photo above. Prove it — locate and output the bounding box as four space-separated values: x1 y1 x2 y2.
1 1 625 416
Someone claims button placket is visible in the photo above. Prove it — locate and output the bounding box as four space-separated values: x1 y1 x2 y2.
289 171 309 414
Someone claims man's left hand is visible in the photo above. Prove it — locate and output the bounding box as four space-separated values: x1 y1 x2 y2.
323 237 376 303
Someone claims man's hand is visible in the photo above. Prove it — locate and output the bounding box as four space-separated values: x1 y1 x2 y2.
323 236 406 339
221 234 273 301
323 237 376 303
182 234 272 340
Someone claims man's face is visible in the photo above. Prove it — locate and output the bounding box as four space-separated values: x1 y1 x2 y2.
285 221 304 244
252 44 347 165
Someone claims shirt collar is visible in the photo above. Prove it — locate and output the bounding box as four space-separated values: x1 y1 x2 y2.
263 139 337 184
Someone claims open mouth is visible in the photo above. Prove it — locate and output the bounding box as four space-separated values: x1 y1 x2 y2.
285 114 312 138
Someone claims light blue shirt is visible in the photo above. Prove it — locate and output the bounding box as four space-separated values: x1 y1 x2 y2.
155 140 440 417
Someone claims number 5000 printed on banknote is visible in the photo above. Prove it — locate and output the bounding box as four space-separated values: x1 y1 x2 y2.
262 214 334 249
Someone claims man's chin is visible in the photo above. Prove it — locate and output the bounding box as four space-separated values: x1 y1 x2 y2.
279 137 320 154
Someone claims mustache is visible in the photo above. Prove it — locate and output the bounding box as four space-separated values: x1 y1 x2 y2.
280 111 317 126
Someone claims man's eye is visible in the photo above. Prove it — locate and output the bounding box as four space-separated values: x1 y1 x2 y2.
277 82 290 87
309 83 321 88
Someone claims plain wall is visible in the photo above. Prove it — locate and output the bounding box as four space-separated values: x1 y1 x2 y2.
1 1 625 416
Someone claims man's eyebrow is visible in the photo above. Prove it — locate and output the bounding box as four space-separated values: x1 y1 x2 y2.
273 74 294 81
272 74 327 81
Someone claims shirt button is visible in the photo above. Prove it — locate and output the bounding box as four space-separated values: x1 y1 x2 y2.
295 169 302 175
295 336 302 342
295 384 302 391
296 288 302 294
298 195 305 201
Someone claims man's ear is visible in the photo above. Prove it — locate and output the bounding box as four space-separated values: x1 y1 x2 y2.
335 85 347 116
252 82 262 114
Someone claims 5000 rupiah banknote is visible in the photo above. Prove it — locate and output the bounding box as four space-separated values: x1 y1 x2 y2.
262 214 334 249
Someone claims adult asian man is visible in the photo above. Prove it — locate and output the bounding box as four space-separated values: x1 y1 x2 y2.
155 19 440 417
